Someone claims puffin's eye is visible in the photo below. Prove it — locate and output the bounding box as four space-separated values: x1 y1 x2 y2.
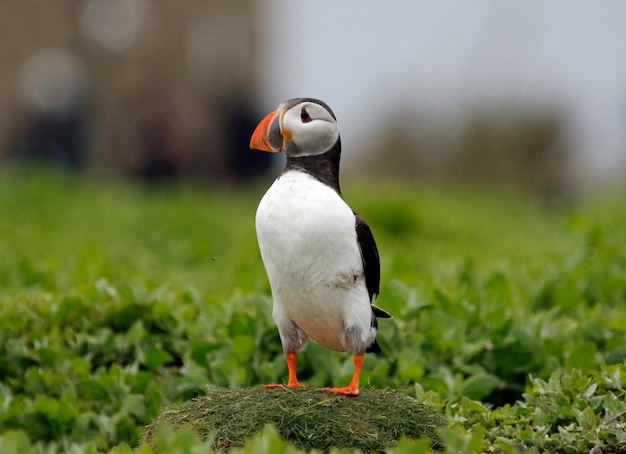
300 108 312 123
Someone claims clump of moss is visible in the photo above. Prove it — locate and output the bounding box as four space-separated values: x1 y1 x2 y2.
144 386 446 452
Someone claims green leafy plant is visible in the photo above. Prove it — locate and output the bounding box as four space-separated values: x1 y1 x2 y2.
0 169 624 452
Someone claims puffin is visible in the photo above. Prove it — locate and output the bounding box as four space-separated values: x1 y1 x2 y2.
250 97 391 396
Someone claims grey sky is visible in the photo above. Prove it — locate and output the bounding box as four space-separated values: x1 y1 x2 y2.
258 1 626 180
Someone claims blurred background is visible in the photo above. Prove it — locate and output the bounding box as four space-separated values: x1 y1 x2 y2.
1 0 625 196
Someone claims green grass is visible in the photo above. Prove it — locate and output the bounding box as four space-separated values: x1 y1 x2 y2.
0 167 625 453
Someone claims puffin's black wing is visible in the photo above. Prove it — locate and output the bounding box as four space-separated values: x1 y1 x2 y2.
355 214 380 301
356 214 391 355
355 214 392 317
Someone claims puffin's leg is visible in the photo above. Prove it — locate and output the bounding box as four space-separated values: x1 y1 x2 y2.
324 354 363 396
264 351 303 389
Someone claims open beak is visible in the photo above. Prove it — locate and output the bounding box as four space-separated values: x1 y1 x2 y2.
250 108 284 152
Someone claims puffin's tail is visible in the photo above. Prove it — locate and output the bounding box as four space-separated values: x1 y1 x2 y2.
367 305 392 354
366 338 383 354
372 304 392 319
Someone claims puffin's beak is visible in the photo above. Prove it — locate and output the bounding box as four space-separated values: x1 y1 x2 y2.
250 109 284 152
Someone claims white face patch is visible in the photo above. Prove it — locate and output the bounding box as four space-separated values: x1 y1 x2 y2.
281 102 339 157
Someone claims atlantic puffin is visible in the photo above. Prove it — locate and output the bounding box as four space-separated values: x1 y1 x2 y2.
250 98 391 396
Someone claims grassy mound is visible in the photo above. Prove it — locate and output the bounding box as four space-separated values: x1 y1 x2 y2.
143 386 446 452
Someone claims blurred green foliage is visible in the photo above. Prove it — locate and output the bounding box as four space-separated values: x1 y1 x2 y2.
0 168 624 453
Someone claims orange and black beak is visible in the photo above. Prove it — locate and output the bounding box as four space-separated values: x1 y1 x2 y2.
250 108 284 152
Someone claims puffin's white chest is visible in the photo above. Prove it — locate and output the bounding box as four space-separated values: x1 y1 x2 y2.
255 170 370 351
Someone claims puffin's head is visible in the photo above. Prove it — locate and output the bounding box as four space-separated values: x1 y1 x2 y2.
250 98 339 157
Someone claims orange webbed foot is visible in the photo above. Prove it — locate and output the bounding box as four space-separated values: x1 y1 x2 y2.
263 380 306 390
265 352 308 390
322 354 363 397
322 385 359 396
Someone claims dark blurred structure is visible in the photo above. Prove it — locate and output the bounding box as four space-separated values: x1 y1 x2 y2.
222 96 274 180
457 108 570 198
6 48 90 169
0 0 272 180
357 104 573 199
